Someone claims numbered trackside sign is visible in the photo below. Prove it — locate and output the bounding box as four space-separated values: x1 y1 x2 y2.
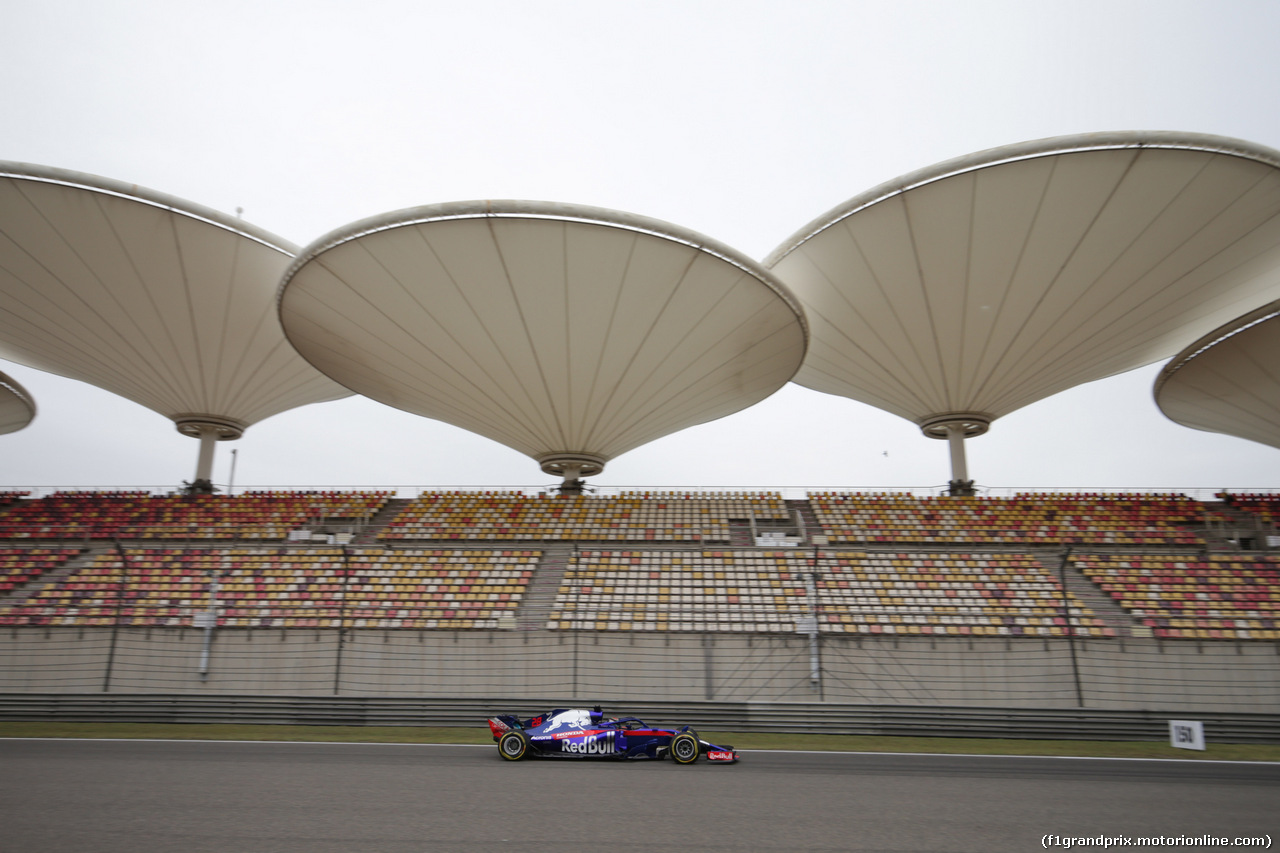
1169 720 1205 751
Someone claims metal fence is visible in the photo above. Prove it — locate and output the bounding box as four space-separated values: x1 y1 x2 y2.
2 627 1277 715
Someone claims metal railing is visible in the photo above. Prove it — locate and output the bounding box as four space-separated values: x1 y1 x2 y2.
5 485 1279 500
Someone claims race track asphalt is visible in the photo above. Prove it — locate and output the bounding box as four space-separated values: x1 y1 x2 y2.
1 739 1276 853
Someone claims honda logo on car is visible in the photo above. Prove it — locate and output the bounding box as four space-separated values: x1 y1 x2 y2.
562 734 614 754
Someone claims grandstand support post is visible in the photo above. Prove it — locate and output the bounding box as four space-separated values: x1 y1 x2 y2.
703 635 715 700
333 546 353 695
805 547 823 697
571 630 579 697
197 571 223 681
807 628 822 695
103 539 131 692
1057 547 1085 707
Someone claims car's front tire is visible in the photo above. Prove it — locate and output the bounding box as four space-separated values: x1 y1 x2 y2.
669 731 700 765
498 730 530 761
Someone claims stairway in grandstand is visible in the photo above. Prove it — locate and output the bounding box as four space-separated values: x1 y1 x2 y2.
788 499 820 544
1048 551 1142 638
352 498 413 544
517 544 574 630
1197 500 1278 552
727 520 755 547
0 545 101 607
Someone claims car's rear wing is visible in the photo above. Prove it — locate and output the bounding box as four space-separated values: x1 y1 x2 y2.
487 715 523 741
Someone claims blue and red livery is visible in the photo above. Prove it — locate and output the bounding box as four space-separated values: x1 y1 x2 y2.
487 707 738 764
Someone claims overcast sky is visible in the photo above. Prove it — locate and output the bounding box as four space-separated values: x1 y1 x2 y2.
4 0 1280 495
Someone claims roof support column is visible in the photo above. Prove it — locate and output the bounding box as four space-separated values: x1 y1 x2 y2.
917 412 989 497
174 415 246 495
946 423 969 483
538 452 606 495
195 427 218 483
944 425 977 497
557 462 585 495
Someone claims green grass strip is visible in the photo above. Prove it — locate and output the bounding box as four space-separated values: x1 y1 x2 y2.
1 721 1277 761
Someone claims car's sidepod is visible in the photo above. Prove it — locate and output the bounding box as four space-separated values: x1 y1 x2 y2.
532 728 623 756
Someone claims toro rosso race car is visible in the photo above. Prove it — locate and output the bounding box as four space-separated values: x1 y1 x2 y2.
487 707 738 764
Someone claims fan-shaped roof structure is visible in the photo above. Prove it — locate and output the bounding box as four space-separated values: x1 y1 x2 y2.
0 369 35 435
765 131 1280 489
0 162 352 484
278 200 808 486
1155 293 1280 450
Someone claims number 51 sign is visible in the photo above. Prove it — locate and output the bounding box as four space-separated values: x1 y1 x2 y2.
1169 720 1205 751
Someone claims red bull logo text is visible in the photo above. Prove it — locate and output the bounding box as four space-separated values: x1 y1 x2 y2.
562 734 614 755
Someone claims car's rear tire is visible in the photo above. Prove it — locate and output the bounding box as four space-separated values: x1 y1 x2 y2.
669 731 700 765
499 730 530 761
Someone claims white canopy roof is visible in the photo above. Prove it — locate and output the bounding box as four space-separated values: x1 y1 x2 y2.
1155 294 1280 450
0 369 35 435
765 132 1280 447
278 200 808 479
0 162 351 442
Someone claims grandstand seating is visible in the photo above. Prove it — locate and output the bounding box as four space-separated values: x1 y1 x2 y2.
0 547 80 593
818 551 1111 637
379 491 788 542
550 549 1110 637
551 549 811 631
0 491 393 539
1075 554 1280 640
1219 492 1280 528
808 492 1205 546
0 547 537 629
0 489 1276 639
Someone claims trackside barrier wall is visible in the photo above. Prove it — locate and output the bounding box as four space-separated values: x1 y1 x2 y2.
1 628 1278 713
0 694 1277 743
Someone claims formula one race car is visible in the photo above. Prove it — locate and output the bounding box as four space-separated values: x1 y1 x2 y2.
487 707 738 764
